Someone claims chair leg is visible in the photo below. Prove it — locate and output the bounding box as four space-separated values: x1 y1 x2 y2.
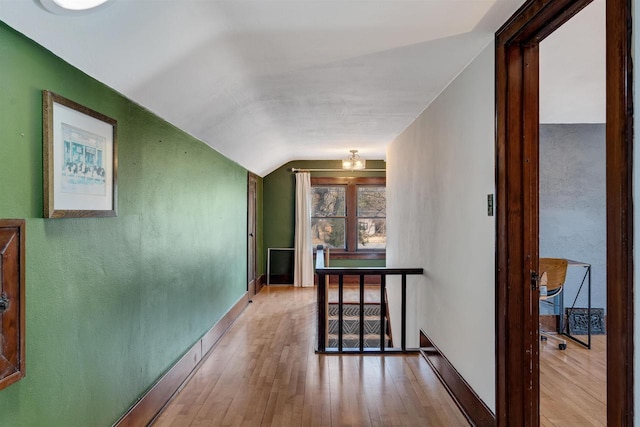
540 330 567 350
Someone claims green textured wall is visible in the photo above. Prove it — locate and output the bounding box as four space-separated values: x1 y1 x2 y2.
0 22 249 426
263 160 386 276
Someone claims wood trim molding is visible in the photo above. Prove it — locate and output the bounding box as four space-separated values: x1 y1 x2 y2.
310 177 386 186
256 274 266 294
496 0 633 424
115 343 202 427
605 0 634 423
496 0 589 424
114 292 249 427
323 252 386 260
419 330 496 427
201 293 249 353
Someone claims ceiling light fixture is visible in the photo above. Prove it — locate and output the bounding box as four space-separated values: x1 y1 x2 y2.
41 0 112 14
342 150 366 171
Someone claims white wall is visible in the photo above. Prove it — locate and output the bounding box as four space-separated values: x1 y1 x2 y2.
386 41 496 411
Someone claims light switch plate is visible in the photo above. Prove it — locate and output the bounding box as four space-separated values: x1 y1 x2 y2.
488 194 494 216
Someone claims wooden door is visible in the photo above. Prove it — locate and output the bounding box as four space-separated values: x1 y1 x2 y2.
247 173 258 299
0 219 25 391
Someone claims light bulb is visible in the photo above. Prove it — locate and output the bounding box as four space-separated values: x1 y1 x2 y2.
52 0 109 10
41 0 112 14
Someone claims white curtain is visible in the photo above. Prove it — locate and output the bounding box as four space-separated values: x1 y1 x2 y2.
294 172 314 287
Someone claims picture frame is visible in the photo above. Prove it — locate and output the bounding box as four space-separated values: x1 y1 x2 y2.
43 90 117 218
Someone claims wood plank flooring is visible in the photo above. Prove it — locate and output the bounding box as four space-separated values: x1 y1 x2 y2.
153 286 469 426
153 285 607 426
540 334 606 426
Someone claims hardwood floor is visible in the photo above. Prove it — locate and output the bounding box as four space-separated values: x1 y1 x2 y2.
153 286 469 426
540 334 606 426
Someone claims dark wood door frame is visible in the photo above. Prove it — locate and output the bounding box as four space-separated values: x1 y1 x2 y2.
495 0 633 425
247 172 258 299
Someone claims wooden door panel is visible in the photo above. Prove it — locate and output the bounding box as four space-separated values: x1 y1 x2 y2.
0 220 25 391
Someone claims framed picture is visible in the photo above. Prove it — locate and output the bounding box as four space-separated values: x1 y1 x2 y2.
43 90 117 218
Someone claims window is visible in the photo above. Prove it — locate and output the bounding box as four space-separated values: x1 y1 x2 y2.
311 177 385 258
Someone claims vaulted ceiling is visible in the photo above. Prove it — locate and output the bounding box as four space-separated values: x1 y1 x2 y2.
2 0 601 176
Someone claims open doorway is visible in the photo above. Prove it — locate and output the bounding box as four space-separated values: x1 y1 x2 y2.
495 0 632 424
538 0 607 422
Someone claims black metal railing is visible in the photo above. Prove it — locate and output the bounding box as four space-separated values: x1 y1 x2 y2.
315 246 423 354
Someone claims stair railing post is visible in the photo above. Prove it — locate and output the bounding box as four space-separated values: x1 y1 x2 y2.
380 275 386 352
359 274 365 352
314 264 422 354
317 272 326 352
338 274 344 351
401 273 407 352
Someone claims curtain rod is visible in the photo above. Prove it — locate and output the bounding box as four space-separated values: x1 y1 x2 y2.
290 168 386 173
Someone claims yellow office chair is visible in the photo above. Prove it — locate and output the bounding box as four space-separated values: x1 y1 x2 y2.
539 258 568 350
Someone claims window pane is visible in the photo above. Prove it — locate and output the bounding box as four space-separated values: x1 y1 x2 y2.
312 186 346 217
312 218 345 249
358 219 386 249
357 187 386 217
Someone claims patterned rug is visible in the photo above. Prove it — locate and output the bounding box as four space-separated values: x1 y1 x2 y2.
327 303 391 348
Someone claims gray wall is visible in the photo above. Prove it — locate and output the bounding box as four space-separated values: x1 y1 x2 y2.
539 123 606 313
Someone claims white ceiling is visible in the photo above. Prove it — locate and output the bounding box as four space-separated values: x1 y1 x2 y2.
2 0 527 175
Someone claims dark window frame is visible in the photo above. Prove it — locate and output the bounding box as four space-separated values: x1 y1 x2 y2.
311 176 385 260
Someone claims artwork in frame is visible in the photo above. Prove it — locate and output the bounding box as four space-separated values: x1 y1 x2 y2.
43 90 117 218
